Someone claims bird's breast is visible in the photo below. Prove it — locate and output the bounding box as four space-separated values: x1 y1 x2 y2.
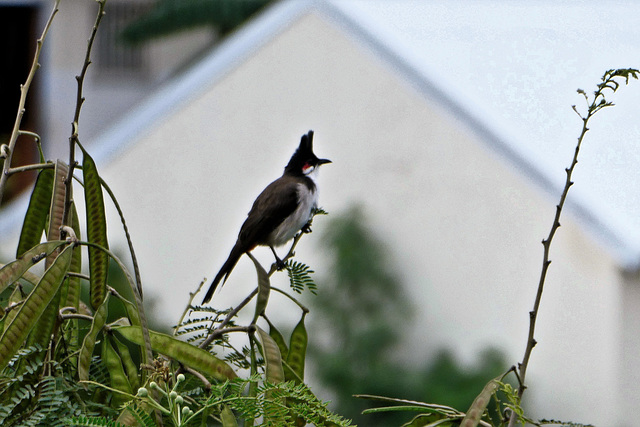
268 183 318 246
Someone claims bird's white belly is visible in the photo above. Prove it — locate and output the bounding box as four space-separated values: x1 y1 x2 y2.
269 183 318 246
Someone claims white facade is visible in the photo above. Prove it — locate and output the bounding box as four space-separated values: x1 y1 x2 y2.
42 0 215 159
2 1 639 425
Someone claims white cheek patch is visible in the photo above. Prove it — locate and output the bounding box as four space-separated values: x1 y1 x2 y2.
303 164 315 175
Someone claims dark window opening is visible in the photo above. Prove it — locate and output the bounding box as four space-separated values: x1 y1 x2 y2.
0 6 39 206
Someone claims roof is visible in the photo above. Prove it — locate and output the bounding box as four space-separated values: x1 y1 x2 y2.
3 0 639 268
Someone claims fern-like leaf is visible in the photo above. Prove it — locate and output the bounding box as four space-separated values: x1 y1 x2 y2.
66 416 127 426
285 261 317 295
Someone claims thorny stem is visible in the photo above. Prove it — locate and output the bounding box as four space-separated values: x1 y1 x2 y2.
508 69 638 426
0 0 59 206
62 0 106 228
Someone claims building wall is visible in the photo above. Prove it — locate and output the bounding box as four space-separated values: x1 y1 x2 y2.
43 0 214 159
98 10 626 424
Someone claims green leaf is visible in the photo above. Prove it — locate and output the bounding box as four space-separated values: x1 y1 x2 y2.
26 163 72 351
82 150 109 310
78 292 110 382
0 240 66 294
62 200 82 309
25 275 63 351
221 404 239 427
285 261 317 295
114 325 237 381
16 167 54 258
2 283 26 336
255 326 284 385
102 336 133 405
45 160 69 268
111 333 140 392
285 312 307 384
249 254 270 322
0 243 73 371
116 293 142 328
460 377 500 427
265 316 288 361
56 201 84 357
402 414 456 427
118 404 155 427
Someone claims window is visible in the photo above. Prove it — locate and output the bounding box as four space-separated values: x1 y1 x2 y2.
96 1 151 75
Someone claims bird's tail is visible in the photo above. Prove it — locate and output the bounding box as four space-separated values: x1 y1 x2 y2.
202 241 245 304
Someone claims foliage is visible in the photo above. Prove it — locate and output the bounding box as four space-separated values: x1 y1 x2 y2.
0 1 637 426
323 70 637 426
285 260 317 295
309 206 510 426
0 1 347 426
507 68 639 424
121 0 273 45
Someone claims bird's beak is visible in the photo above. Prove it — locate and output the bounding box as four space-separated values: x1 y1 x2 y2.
317 158 332 165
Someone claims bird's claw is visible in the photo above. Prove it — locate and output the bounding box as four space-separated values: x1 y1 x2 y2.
275 258 287 271
301 222 312 234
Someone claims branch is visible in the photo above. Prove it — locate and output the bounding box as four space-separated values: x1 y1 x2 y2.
182 366 212 391
59 313 94 322
174 278 206 337
6 162 54 176
509 68 638 426
63 0 106 227
0 0 59 205
198 226 312 348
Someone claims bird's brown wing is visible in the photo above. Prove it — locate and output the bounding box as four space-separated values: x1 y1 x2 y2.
238 177 299 247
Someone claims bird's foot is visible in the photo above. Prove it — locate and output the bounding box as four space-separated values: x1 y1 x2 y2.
301 222 312 234
274 257 287 271
269 246 287 270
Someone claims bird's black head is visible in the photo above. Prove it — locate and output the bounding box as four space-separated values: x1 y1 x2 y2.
284 130 331 176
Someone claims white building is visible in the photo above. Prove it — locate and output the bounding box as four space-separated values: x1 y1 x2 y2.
2 1 640 425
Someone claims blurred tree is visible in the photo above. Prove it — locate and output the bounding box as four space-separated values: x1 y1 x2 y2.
121 0 273 45
310 206 508 426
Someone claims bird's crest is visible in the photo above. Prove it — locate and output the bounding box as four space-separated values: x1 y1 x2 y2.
284 130 330 176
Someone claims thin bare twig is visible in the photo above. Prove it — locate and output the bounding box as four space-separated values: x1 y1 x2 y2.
509 68 639 426
174 278 207 336
59 313 94 323
182 366 212 391
6 162 54 176
62 0 106 227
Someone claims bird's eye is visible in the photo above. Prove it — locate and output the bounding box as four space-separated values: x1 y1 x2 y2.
302 163 315 174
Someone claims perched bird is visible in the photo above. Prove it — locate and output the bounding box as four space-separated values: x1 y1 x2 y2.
202 131 331 303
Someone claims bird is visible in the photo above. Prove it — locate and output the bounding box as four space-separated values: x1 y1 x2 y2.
202 130 331 304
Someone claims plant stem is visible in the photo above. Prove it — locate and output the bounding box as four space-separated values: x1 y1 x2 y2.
199 224 313 348
63 0 106 227
6 162 54 176
509 69 638 426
